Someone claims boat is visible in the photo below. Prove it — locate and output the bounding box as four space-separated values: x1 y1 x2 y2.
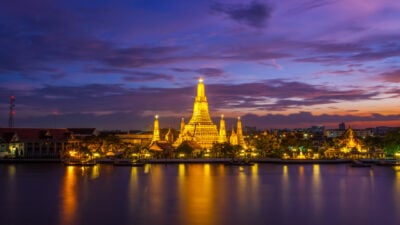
113 159 146 167
350 160 371 168
63 159 97 166
224 159 254 166
375 160 400 166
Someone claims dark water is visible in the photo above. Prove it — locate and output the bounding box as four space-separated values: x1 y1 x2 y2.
1 163 400 225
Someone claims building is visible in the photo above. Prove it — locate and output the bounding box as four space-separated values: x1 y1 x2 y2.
0 128 71 158
173 78 220 149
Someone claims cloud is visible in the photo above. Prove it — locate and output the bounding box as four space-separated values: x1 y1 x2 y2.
285 0 334 14
86 67 174 81
379 69 400 83
171 67 225 77
211 1 273 28
259 59 283 70
204 79 380 111
241 112 400 129
0 79 394 130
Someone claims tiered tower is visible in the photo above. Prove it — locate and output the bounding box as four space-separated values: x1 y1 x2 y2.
151 115 160 143
236 117 246 147
174 78 219 149
229 128 238 145
218 115 227 143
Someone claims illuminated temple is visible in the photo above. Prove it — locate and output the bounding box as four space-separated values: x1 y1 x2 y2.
173 78 220 149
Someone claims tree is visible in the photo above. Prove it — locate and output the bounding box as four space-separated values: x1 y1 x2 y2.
176 141 194 157
384 129 400 156
253 133 281 157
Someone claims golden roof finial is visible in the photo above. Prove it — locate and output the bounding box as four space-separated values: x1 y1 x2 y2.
198 77 203 83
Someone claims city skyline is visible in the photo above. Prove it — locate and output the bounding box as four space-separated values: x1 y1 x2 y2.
1 0 400 130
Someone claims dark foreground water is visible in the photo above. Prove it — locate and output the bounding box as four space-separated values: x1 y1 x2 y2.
1 163 400 225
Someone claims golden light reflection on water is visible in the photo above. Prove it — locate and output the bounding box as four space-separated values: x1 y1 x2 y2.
394 166 400 191
178 164 215 225
312 164 320 189
60 166 78 225
91 165 100 179
282 165 289 190
8 165 16 178
312 164 322 210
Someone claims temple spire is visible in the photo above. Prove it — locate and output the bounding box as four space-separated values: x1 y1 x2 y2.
230 127 238 145
174 78 219 149
180 117 185 133
152 115 160 143
218 114 227 143
236 116 246 148
189 77 213 125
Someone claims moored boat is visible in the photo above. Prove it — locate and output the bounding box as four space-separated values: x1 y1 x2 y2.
350 160 371 168
224 159 254 166
63 159 97 166
113 159 145 167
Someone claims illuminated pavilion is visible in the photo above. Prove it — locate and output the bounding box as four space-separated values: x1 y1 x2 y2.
340 126 362 153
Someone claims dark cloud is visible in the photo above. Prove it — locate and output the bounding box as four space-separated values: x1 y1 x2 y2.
87 67 174 81
204 79 379 111
295 39 400 65
287 0 335 14
171 67 224 77
211 1 273 28
241 112 400 129
379 69 400 83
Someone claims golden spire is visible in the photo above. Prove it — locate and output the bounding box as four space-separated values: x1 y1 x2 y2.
165 128 174 143
174 78 219 149
180 117 185 133
230 127 238 145
236 116 246 148
152 114 160 142
218 114 227 143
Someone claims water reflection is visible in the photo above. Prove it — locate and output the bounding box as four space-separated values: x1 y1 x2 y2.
3 163 400 225
60 166 78 225
178 164 216 225
312 164 322 213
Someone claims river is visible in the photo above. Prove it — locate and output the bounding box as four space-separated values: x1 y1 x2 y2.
1 163 399 225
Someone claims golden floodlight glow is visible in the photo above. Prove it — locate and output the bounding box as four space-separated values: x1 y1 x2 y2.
155 114 159 119
198 77 203 83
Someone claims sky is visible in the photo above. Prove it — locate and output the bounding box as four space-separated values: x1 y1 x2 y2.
1 0 400 131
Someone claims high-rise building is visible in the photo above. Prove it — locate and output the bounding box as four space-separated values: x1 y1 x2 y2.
174 78 219 149
339 122 345 130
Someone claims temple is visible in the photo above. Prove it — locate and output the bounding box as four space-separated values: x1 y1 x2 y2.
173 78 219 149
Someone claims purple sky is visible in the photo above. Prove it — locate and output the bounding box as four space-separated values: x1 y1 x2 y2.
1 0 400 130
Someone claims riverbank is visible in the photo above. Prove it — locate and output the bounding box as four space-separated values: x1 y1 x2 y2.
1 158 396 165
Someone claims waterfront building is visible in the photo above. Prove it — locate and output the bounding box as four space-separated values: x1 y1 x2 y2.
325 127 373 138
173 78 219 149
116 131 153 146
0 128 70 158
